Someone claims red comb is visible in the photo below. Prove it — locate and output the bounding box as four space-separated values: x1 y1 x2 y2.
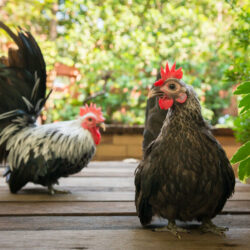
154 62 183 86
80 103 105 122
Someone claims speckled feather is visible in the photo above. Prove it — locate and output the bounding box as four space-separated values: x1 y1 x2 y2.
135 85 235 225
1 118 96 193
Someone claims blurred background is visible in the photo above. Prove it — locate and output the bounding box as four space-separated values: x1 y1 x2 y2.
0 0 249 144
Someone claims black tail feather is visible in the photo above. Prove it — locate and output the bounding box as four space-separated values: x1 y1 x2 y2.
0 22 49 163
138 198 153 226
3 165 11 182
8 168 29 193
0 21 47 117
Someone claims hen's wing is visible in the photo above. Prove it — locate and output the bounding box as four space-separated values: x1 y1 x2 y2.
201 128 235 215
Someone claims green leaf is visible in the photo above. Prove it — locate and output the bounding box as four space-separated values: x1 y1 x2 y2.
239 93 250 109
231 141 250 164
234 81 250 95
240 106 249 114
238 157 250 183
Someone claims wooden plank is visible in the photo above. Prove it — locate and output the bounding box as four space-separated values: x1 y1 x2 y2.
0 201 136 216
0 179 249 200
0 214 248 231
223 201 250 213
235 185 250 192
0 190 135 202
0 188 248 202
1 176 249 190
0 185 136 192
0 177 135 187
73 168 135 177
88 161 138 169
0 161 138 169
1 183 249 194
0 229 249 250
0 168 136 177
0 200 248 216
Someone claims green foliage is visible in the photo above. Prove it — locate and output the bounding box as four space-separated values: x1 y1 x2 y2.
233 110 250 143
227 2 250 183
0 0 248 125
231 141 250 183
231 141 250 164
232 81 250 182
228 2 249 138
234 81 250 95
237 157 250 183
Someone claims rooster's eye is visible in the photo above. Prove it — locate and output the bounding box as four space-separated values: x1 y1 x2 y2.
169 83 176 90
88 118 92 122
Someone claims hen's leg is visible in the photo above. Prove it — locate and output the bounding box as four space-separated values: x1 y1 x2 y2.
48 185 71 195
154 220 189 239
200 219 228 235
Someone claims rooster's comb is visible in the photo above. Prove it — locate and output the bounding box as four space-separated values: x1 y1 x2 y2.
154 62 183 87
80 103 105 121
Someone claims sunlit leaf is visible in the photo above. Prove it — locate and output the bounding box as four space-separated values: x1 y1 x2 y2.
238 157 250 183
231 141 250 164
234 81 250 95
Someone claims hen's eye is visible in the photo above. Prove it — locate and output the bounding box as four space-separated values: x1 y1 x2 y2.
169 83 176 90
88 118 92 122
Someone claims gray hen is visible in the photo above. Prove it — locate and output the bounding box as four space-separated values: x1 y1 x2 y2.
135 62 235 237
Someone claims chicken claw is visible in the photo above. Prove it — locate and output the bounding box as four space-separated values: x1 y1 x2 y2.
48 185 71 195
153 221 189 239
201 219 228 236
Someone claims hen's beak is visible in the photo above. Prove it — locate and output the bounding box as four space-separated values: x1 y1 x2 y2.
99 123 106 132
148 88 164 99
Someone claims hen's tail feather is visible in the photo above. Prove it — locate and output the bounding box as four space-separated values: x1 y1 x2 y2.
138 198 153 226
135 164 153 226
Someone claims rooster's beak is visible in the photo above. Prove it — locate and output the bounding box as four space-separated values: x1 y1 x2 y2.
148 88 164 99
99 123 106 132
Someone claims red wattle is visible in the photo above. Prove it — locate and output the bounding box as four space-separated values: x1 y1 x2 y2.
89 127 101 145
158 97 174 110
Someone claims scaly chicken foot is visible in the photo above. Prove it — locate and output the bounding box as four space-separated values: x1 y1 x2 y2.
154 221 189 239
200 219 228 235
48 185 71 195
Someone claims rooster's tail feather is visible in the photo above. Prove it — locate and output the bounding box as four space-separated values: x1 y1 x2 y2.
0 22 49 163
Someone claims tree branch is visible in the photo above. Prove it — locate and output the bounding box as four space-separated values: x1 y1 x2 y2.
83 71 111 104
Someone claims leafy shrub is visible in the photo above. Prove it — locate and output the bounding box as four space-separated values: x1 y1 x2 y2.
231 82 250 183
0 0 247 125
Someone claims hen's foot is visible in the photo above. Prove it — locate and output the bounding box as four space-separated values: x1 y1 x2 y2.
201 219 228 236
153 221 189 239
48 185 71 195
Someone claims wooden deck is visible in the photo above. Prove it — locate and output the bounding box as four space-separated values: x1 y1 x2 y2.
0 161 249 250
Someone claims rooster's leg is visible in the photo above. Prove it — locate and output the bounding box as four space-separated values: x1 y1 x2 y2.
48 185 71 195
200 219 228 235
154 220 189 239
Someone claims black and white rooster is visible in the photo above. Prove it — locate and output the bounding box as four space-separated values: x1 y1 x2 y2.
0 22 105 194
